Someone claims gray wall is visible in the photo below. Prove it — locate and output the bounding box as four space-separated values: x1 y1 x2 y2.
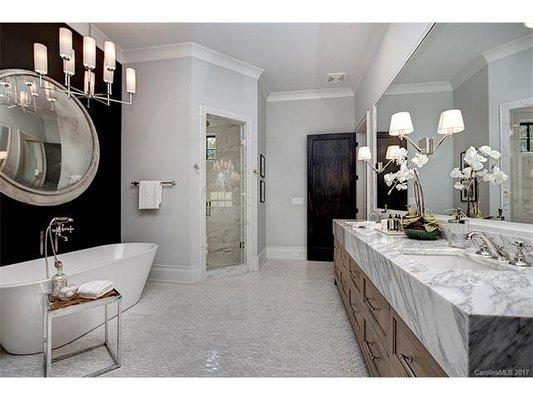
122 56 260 279
377 90 454 213
266 96 355 256
122 58 193 268
453 66 490 215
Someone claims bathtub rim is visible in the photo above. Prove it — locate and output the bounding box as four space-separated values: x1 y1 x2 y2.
0 242 158 289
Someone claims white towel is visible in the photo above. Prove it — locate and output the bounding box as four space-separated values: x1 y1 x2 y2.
78 280 115 299
139 180 162 209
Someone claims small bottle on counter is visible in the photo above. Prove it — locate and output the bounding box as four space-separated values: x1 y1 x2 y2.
394 214 401 231
387 214 394 231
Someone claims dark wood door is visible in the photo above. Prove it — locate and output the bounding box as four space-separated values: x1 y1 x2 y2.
307 133 357 261
377 132 407 211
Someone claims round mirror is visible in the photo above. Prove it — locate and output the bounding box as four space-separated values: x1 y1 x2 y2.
0 69 99 206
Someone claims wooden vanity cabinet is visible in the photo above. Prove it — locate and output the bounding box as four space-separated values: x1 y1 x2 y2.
333 239 447 377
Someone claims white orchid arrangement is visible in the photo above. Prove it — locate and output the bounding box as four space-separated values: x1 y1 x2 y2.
383 148 429 217
450 145 508 217
383 148 428 194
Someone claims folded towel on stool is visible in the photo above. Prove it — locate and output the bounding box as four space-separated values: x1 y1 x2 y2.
78 280 115 299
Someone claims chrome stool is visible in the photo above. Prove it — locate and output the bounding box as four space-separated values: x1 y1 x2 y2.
43 290 122 377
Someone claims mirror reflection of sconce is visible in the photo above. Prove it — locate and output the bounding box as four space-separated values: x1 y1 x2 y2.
357 145 400 174
389 109 465 155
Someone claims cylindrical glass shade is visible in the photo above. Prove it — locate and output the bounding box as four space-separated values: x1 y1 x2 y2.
437 109 465 135
104 69 114 84
65 50 75 76
126 68 136 94
357 146 372 161
44 81 56 102
33 43 48 75
104 41 116 71
19 89 30 106
389 111 414 136
83 36 96 69
84 70 95 96
59 27 73 59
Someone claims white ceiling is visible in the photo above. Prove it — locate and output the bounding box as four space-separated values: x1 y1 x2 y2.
394 23 530 85
94 23 387 94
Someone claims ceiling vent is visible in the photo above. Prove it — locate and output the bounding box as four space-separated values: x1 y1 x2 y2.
327 72 347 83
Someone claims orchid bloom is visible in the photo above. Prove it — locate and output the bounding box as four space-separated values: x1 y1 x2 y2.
451 145 507 192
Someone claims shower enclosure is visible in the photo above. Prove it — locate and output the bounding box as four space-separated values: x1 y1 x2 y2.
205 114 246 269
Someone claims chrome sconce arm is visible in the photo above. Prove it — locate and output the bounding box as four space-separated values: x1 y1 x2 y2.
398 132 453 156
363 158 394 174
390 109 464 156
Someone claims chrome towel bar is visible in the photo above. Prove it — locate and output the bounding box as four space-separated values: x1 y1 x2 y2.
130 180 177 187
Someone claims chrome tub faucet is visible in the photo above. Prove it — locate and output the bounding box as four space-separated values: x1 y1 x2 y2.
40 217 75 279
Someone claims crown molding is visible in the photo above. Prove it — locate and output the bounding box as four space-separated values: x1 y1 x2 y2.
123 42 264 80
452 34 533 90
266 87 354 102
451 55 487 90
67 23 125 64
385 81 452 95
482 33 533 64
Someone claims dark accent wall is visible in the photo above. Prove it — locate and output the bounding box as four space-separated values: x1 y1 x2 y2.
0 23 122 265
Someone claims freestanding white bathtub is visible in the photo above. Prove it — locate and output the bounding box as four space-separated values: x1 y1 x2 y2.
0 243 157 355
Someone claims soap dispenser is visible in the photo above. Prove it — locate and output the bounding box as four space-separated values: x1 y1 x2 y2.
443 208 469 248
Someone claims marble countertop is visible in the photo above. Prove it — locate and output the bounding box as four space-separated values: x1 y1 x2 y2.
334 219 533 376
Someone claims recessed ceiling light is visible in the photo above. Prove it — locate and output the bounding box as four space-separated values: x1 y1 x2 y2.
327 72 347 83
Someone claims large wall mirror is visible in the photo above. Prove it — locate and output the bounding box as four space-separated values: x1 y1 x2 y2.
376 23 533 223
0 69 99 206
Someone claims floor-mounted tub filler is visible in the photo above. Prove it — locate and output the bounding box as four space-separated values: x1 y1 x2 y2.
0 243 157 355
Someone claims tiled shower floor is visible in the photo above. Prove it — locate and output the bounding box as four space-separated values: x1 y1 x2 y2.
0 259 368 377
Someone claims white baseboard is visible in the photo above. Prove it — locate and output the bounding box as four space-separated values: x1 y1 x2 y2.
266 246 307 260
148 264 203 284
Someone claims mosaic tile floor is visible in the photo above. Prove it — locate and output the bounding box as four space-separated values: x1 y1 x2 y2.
0 259 368 377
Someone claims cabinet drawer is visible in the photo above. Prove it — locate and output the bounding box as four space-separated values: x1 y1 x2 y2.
362 318 390 377
390 310 447 377
363 278 390 339
339 246 350 269
348 259 363 294
348 287 363 335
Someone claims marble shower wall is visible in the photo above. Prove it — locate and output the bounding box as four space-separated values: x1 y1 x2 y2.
206 115 243 269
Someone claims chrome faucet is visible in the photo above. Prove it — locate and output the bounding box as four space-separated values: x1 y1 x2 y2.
465 231 508 261
41 217 74 279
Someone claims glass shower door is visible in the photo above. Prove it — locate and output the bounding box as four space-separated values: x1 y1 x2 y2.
205 115 245 269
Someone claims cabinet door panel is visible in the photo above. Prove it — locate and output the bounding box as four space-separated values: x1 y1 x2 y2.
363 278 390 340
390 310 447 377
362 318 390 377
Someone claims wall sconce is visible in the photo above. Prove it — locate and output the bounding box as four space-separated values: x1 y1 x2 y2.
389 109 464 155
357 145 400 174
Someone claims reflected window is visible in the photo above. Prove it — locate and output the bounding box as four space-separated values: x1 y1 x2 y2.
206 135 216 160
520 123 533 152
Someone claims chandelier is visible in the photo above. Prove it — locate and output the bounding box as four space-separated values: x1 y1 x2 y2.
32 27 136 107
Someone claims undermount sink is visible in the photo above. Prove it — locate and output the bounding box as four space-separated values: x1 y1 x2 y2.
406 253 494 271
